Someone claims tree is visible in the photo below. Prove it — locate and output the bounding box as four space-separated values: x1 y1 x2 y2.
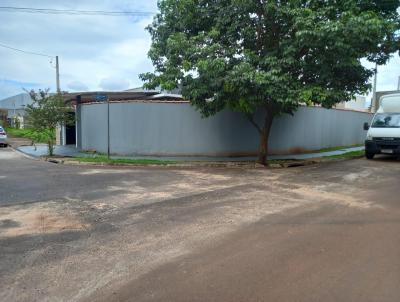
141 0 400 164
0 109 8 127
25 89 74 156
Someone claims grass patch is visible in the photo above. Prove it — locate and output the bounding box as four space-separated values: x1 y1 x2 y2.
267 150 365 167
311 144 363 154
5 127 50 143
5 127 33 138
68 148 365 167
322 150 365 159
70 155 178 165
71 150 365 167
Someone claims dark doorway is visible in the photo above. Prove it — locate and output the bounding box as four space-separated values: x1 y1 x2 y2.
65 112 76 145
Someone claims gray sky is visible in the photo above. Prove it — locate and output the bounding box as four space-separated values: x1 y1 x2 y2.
0 1 399 100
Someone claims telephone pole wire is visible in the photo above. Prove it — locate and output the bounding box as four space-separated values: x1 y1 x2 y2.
0 6 155 16
0 42 60 93
0 42 53 58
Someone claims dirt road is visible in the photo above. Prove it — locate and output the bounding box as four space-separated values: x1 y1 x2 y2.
1 147 399 302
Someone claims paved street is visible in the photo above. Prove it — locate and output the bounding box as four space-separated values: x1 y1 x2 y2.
1 147 400 302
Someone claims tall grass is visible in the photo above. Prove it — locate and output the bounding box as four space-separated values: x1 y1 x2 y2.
5 128 52 143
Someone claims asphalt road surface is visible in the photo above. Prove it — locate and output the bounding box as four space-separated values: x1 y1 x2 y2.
0 147 400 302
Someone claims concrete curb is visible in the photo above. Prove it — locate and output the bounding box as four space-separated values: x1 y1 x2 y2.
10 143 366 169
43 158 267 169
42 156 363 169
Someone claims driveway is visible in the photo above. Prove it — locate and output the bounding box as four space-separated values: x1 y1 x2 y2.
0 147 399 302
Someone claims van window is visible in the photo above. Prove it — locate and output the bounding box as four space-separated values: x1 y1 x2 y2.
371 113 400 128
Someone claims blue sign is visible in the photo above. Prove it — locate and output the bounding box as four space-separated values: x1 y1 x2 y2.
94 94 108 102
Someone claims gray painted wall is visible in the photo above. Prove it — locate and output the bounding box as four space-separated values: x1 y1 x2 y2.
79 102 372 156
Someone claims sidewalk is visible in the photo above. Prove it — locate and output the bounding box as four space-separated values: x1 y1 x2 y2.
16 144 84 158
16 144 364 161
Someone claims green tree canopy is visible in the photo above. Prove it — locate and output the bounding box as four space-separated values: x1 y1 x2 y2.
25 89 74 156
141 0 400 164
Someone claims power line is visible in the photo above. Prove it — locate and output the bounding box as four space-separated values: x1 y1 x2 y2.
0 42 59 93
0 6 156 16
0 42 54 58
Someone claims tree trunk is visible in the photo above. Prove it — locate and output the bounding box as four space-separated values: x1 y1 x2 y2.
48 140 54 157
47 127 56 157
258 110 275 165
258 130 267 165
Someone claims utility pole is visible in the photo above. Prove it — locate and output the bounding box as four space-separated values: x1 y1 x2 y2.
55 55 62 145
397 76 400 91
107 96 110 159
55 55 60 93
371 62 378 112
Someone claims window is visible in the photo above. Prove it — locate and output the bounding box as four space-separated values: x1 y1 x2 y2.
371 113 400 128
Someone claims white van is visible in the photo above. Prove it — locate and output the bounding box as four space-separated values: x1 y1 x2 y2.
364 93 400 159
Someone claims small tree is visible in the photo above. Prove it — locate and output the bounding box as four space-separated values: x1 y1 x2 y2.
25 89 74 156
141 0 400 164
0 109 7 127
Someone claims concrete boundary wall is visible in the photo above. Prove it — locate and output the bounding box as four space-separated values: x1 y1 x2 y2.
79 102 372 156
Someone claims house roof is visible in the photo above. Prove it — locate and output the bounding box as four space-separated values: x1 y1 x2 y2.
63 91 184 104
125 86 182 95
124 87 160 93
0 93 32 110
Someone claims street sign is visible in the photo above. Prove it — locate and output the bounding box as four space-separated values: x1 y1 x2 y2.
94 94 108 102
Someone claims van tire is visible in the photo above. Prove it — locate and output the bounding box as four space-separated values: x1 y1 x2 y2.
365 152 375 160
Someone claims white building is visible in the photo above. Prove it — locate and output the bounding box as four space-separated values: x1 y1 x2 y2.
0 93 33 127
335 96 367 112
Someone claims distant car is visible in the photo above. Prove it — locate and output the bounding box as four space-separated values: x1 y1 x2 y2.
0 126 8 147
